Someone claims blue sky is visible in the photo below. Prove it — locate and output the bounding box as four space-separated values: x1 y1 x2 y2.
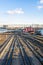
0 0 43 24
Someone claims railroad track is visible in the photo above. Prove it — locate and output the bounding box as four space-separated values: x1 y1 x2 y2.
1 35 32 65
22 32 43 43
17 38 31 65
0 34 43 65
22 35 43 50
1 35 31 65
18 36 43 65
33 35 43 40
36 35 43 38
11 36 31 65
33 36 43 42
18 36 42 65
22 34 43 44
22 37 43 57
29 35 43 42
0 35 12 48
11 38 25 65
0 35 13 53
0 35 15 65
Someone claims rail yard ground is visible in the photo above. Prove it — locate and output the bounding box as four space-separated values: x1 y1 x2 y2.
0 32 43 65
0 34 9 46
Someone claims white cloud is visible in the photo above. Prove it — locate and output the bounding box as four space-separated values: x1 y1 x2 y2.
38 5 43 9
40 0 43 4
6 8 24 15
37 0 43 9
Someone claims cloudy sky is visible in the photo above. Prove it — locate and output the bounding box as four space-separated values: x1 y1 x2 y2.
0 0 43 24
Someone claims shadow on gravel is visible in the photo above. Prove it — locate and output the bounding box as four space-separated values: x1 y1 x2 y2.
0 52 41 65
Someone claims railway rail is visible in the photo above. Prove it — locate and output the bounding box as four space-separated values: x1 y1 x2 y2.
33 35 43 40
0 35 12 48
0 35 13 53
8 36 31 65
21 35 43 50
22 32 43 42
29 35 43 42
18 36 42 65
0 33 43 65
17 38 31 65
18 36 43 64
0 35 15 65
22 37 43 56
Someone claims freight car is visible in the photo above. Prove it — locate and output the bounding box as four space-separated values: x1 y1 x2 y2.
23 27 35 34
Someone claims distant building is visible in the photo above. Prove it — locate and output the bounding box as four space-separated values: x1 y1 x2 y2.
3 25 8 29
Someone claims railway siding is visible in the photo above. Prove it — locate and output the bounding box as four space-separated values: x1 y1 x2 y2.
0 33 43 65
26 39 43 57
0 35 14 59
18 36 41 65
12 39 24 65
